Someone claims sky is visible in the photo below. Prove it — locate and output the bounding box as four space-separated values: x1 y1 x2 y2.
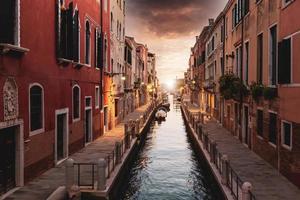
126 0 227 86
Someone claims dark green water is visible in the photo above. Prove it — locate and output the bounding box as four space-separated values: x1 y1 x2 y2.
119 96 224 200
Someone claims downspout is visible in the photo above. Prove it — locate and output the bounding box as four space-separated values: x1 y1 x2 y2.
100 0 104 133
239 7 245 142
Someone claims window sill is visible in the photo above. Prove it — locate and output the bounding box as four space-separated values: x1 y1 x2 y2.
29 128 44 137
282 0 295 9
57 58 73 66
282 143 292 151
73 62 87 69
0 43 29 57
72 118 80 123
268 142 277 148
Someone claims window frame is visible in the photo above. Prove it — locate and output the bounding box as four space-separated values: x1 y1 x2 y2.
72 84 81 122
281 120 293 150
268 111 278 147
282 0 295 9
29 83 45 136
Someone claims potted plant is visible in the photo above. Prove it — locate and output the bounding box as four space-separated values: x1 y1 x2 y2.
250 82 264 102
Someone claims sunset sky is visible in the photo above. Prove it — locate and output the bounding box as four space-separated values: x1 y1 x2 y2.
126 0 227 85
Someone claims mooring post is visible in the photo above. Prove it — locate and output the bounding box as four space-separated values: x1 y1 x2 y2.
242 182 253 200
221 155 229 185
210 141 216 163
65 158 75 191
97 158 107 191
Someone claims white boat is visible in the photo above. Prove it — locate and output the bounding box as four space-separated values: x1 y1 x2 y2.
155 109 167 121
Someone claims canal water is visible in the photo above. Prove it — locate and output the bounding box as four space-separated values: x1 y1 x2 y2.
119 96 224 200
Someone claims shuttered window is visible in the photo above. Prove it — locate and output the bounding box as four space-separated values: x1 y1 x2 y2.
85 21 91 64
257 109 263 137
30 85 43 132
0 0 16 44
282 121 292 148
56 0 79 61
269 112 277 145
278 38 291 84
73 10 79 62
257 33 263 84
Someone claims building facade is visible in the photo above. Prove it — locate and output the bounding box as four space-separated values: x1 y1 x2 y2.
0 0 108 194
186 0 300 188
110 0 125 126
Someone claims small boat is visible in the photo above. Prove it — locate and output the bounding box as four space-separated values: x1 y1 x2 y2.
155 109 167 121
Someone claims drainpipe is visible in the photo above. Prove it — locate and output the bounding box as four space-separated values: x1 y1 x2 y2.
239 6 245 143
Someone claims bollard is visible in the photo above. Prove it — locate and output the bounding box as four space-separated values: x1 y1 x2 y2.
97 158 107 191
115 142 122 164
65 158 75 191
135 120 140 135
221 155 229 185
242 182 253 200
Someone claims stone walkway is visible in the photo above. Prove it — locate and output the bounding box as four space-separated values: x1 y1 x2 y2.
5 103 153 200
185 103 300 200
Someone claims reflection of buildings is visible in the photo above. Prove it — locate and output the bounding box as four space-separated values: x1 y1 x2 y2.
184 0 300 188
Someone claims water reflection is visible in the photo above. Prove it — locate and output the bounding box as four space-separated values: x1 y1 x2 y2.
120 96 223 200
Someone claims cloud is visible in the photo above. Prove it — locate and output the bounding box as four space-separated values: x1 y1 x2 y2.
127 0 226 38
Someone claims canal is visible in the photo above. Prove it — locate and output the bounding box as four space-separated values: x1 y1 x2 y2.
118 96 224 200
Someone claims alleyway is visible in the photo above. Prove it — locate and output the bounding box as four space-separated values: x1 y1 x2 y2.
4 103 154 200
182 103 300 200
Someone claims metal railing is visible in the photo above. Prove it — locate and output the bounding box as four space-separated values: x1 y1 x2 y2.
67 102 157 192
182 104 256 200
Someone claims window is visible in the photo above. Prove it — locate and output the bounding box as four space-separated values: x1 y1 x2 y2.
29 84 44 134
56 1 78 60
269 112 277 145
244 42 249 85
244 0 250 14
110 12 113 31
104 37 108 71
269 25 277 86
206 36 215 57
115 99 119 117
257 109 263 137
72 85 80 120
0 0 19 45
257 33 263 84
95 86 100 109
85 21 91 64
281 121 292 149
278 38 291 84
236 46 242 77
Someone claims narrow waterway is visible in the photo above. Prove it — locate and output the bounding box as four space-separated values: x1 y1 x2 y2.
119 96 224 200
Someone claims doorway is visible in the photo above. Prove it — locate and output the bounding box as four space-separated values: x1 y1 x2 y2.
55 108 69 164
104 106 108 132
0 127 16 195
243 105 250 147
85 97 92 144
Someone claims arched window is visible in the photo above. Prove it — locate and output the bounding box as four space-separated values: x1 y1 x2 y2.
110 12 113 31
72 85 80 120
85 21 91 64
29 84 44 134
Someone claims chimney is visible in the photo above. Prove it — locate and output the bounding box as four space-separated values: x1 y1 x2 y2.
209 18 214 26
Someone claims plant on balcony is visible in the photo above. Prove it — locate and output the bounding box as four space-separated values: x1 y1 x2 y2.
263 87 278 100
219 74 248 100
250 82 264 102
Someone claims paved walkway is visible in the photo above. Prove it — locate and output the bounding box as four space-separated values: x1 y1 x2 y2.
185 103 300 200
5 103 153 200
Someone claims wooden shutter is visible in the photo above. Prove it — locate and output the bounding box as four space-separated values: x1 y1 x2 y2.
278 38 291 84
73 10 79 62
66 2 74 60
55 0 62 57
0 0 16 44
61 7 68 58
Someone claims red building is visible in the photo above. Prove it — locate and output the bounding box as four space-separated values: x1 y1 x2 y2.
0 0 108 194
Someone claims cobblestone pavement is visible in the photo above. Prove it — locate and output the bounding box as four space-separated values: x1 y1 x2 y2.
4 103 152 200
185 103 300 200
